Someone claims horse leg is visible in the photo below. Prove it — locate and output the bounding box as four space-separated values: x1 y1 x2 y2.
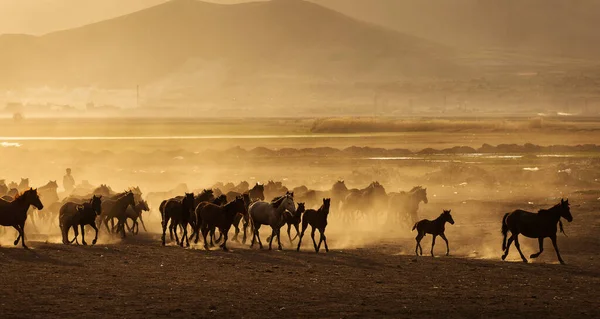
513 235 528 263
139 215 147 232
13 225 21 246
201 225 210 251
91 223 99 245
415 232 424 256
268 228 276 250
233 215 241 242
296 223 307 252
317 228 325 253
530 237 544 259
19 223 27 249
287 224 293 245
430 235 437 257
242 215 249 245
502 236 514 260
255 225 263 250
182 222 189 248
550 235 565 265
440 233 450 256
209 228 215 247
291 223 300 242
220 228 229 252
276 228 283 251
161 217 169 246
310 227 318 252
70 226 79 244
81 224 87 246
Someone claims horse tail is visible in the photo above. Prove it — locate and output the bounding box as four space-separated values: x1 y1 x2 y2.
59 221 69 245
411 222 418 231
501 213 510 251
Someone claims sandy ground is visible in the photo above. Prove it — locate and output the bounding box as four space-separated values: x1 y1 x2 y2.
1 205 598 319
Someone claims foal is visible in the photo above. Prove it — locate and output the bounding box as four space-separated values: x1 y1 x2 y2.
413 209 455 256
297 199 330 253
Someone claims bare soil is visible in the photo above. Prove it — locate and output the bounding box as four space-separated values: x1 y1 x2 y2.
1 225 598 319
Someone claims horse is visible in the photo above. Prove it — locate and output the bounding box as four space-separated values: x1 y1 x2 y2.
232 193 252 244
501 199 573 264
331 180 349 208
34 180 61 225
249 194 296 250
232 181 250 194
161 193 194 247
412 209 455 257
388 186 428 225
190 194 227 244
59 195 102 245
342 182 387 220
297 190 329 209
93 184 114 197
146 183 189 211
100 191 136 238
264 180 288 201
248 183 265 201
198 196 247 251
0 188 44 249
267 202 305 244
297 199 331 253
124 199 150 235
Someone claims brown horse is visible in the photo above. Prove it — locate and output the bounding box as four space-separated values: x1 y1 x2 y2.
297 199 330 253
161 193 195 247
190 194 228 244
100 191 136 238
124 200 150 235
413 210 455 257
198 196 247 251
501 199 573 264
59 195 102 245
0 188 44 248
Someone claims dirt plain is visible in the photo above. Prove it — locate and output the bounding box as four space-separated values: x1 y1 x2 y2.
1 194 598 319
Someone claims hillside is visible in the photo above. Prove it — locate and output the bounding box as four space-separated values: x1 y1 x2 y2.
0 0 461 90
313 0 600 59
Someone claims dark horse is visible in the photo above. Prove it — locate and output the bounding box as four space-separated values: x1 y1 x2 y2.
161 193 195 247
59 195 102 245
501 199 573 264
0 188 44 248
198 196 247 251
297 198 331 253
413 209 455 257
100 191 136 238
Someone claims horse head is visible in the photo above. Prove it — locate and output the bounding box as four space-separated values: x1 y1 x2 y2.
22 188 43 210
322 198 331 214
139 199 150 212
91 195 102 216
560 199 573 222
443 209 454 225
183 193 195 212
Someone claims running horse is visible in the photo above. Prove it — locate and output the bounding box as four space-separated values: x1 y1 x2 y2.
0 188 44 248
501 199 573 264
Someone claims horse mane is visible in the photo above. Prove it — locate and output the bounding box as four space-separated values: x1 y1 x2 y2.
538 202 562 216
271 195 288 208
410 186 423 193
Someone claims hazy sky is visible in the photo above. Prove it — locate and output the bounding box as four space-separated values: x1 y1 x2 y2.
0 0 261 35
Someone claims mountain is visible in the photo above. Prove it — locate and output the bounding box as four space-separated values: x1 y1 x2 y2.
312 0 600 59
0 0 468 114
0 0 168 35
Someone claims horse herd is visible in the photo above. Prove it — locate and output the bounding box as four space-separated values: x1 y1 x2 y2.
0 178 574 263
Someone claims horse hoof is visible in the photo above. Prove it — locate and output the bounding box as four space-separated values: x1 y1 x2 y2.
82 242 87 246
560 261 566 265
204 246 210 251
278 246 282 251
325 248 329 253
530 254 537 259
222 247 229 252
522 259 528 263
13 240 18 246
92 240 97 245
501 255 507 261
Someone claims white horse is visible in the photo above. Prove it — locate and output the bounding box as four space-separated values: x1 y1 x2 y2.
249 194 296 250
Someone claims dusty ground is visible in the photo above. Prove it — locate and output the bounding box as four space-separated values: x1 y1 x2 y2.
1 202 598 319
